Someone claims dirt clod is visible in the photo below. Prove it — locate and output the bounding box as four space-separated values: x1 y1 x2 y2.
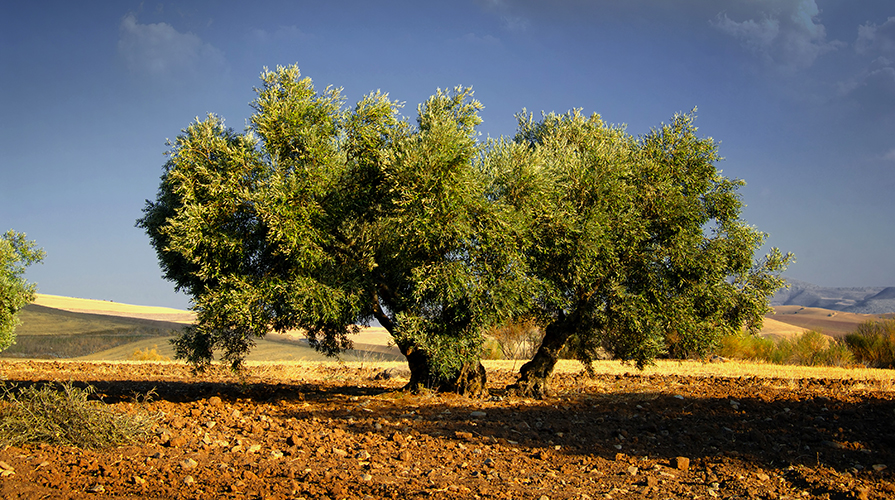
673 456 690 471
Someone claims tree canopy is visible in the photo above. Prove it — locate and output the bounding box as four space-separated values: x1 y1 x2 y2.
138 65 531 392
487 109 792 396
139 65 790 396
0 230 45 351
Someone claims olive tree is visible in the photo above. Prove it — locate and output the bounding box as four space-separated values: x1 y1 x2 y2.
138 65 529 393
486 110 792 397
0 230 45 351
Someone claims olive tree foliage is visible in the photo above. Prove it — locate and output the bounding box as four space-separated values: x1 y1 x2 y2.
485 110 792 397
0 230 45 351
137 65 530 392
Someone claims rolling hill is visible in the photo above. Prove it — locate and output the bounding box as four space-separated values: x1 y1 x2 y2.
5 294 401 362
762 306 881 338
7 288 893 361
773 279 895 315
6 302 188 359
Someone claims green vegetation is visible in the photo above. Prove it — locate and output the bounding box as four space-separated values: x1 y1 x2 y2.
0 230 45 351
138 65 529 393
489 110 791 396
138 64 790 396
717 320 895 369
0 381 156 448
717 330 854 367
844 320 895 368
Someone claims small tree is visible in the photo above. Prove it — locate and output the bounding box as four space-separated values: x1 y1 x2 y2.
487 110 792 397
138 65 530 394
0 230 45 351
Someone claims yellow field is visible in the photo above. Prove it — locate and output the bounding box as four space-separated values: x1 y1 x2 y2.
755 316 807 340
33 294 195 324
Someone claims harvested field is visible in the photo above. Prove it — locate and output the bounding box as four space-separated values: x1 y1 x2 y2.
0 360 893 499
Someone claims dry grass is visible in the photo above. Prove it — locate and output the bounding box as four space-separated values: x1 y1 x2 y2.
237 358 895 385
11 357 894 383
0 381 157 448
535 358 895 382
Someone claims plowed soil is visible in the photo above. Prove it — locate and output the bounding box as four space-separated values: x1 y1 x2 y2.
0 360 893 499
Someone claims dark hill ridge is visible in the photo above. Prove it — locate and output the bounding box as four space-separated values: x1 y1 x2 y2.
773 279 895 315
868 286 895 301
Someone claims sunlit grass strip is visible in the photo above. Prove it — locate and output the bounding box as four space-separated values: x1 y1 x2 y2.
0 381 156 448
240 359 895 383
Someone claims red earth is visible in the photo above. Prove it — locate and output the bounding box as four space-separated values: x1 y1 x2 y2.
0 360 893 499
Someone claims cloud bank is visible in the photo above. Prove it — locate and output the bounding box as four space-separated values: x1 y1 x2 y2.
838 17 895 119
713 0 843 72
118 13 227 84
856 17 895 55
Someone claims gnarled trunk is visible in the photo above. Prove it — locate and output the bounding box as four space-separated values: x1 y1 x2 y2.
372 293 487 397
402 346 487 396
507 314 575 398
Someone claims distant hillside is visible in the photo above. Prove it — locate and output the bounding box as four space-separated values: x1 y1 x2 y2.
32 294 195 323
773 279 895 315
764 306 882 337
4 304 187 359
7 297 401 362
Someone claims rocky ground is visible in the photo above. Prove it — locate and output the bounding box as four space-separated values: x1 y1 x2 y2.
0 360 893 499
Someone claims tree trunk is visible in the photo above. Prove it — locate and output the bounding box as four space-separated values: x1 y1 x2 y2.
371 292 487 396
402 346 487 396
507 314 575 398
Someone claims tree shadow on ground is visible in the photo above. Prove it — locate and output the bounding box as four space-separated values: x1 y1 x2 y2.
5 370 894 476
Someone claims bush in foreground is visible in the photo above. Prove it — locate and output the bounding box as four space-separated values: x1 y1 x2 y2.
0 381 156 448
845 320 895 368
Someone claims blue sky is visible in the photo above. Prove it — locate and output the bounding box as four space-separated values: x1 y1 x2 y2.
2 1 894 309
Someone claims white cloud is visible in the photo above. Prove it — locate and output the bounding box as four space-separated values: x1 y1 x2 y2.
884 148 895 162
830 18 895 119
501 14 530 33
712 0 843 72
714 15 780 53
856 17 895 55
118 13 227 84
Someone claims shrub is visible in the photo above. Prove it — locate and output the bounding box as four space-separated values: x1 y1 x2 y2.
717 333 777 361
0 381 156 448
480 337 504 360
817 338 856 367
129 344 171 362
791 330 830 366
844 320 895 368
716 330 854 367
486 320 544 360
